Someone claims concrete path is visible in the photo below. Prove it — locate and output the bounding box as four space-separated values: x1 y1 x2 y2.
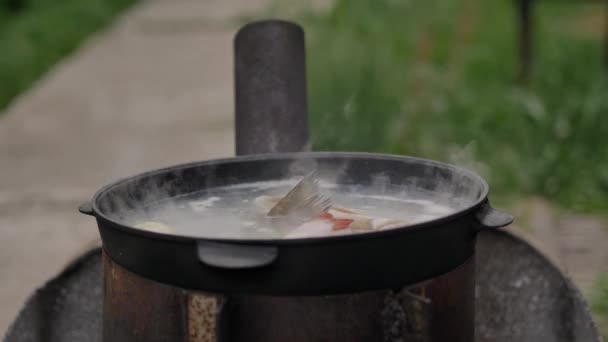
0 0 268 333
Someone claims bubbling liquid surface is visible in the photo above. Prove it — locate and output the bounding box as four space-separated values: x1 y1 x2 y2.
124 179 459 239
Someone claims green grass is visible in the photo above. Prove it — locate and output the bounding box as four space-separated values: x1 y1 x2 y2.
591 273 608 339
281 0 608 214
0 0 136 111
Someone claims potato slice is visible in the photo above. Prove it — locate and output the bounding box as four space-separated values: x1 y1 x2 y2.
134 221 174 234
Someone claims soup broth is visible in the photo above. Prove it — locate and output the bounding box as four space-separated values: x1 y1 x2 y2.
123 179 459 239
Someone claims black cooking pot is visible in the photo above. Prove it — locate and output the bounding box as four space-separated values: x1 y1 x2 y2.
79 152 512 295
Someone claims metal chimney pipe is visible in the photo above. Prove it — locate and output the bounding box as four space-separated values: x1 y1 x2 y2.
234 20 310 155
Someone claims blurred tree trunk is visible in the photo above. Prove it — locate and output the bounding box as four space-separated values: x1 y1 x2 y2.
604 0 608 68
4 0 27 13
516 0 533 84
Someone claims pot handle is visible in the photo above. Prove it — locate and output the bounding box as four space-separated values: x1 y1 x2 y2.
197 241 278 269
475 201 513 230
78 202 95 217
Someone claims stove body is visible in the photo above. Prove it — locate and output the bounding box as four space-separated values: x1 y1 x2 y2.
103 251 474 342
5 232 601 342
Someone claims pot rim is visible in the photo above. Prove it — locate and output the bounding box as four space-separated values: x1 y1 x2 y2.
89 151 490 245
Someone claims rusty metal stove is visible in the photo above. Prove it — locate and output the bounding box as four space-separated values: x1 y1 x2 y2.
103 251 474 342
5 236 603 342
